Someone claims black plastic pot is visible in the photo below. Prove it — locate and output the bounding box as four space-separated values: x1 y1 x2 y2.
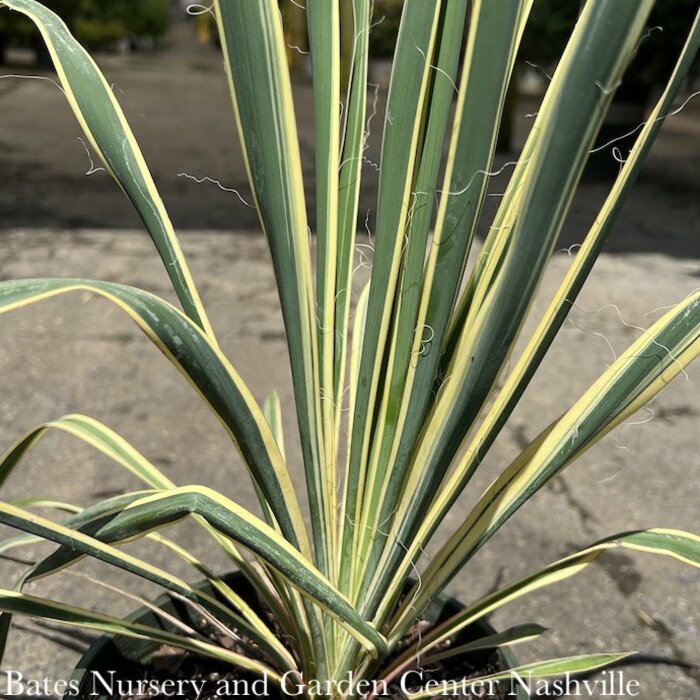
70 573 526 699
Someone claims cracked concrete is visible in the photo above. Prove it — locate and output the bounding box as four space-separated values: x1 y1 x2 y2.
0 229 697 698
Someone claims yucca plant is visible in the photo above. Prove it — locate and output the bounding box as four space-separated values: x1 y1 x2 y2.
0 0 699 697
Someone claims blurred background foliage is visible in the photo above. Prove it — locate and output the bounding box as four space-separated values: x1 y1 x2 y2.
3 0 697 93
366 0 699 92
368 0 402 59
364 0 700 155
0 0 170 62
75 0 170 46
520 0 700 97
1 0 697 158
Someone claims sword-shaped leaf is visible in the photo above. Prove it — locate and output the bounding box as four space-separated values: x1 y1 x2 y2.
362 0 656 627
340 0 446 599
355 0 530 605
213 0 328 577
391 293 699 630
0 0 213 337
398 0 654 540
371 9 700 624
0 279 309 556
0 590 283 680
392 530 700 661
0 488 387 657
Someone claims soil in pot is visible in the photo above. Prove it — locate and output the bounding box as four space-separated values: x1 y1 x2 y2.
71 574 525 700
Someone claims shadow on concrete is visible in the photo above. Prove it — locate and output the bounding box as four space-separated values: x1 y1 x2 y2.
12 620 95 655
1 21 698 261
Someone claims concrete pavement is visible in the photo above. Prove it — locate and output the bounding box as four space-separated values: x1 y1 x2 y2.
0 229 697 697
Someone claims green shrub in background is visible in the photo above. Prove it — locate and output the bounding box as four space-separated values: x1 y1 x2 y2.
0 0 77 40
0 0 169 60
369 0 403 59
0 0 79 62
369 0 700 90
78 0 171 46
522 0 699 98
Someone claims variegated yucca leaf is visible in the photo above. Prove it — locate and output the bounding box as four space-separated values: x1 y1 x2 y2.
370 0 653 604
359 3 700 636
0 0 213 338
0 278 309 555
385 529 700 663
1 0 698 689
354 0 530 603
214 0 329 581
0 488 387 656
387 290 699 634
334 0 370 427
1 493 294 648
340 0 471 601
0 414 294 638
420 624 548 665
0 423 295 669
0 589 284 681
0 414 175 490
